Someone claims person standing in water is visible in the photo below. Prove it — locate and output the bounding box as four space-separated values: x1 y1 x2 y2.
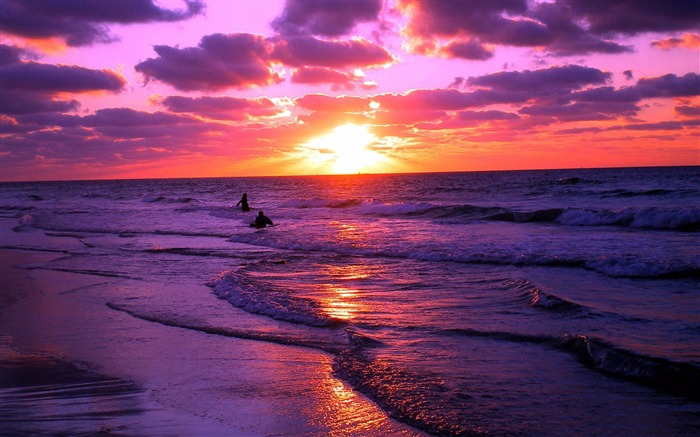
252 211 273 228
236 193 251 211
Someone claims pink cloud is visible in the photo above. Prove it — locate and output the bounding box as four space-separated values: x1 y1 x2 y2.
135 33 282 91
651 33 700 50
272 0 382 36
0 0 204 47
160 96 282 120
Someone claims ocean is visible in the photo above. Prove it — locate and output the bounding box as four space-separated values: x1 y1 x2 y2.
1 166 699 436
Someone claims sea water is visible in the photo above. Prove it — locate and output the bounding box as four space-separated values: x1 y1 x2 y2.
1 166 699 436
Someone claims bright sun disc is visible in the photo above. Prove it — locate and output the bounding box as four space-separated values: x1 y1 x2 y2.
305 124 382 174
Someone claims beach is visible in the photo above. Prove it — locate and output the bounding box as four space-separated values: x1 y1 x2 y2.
0 232 422 436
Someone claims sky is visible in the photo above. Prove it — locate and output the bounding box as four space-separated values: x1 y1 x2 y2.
1 0 699 181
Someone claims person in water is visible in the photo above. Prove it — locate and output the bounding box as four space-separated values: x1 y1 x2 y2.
252 211 274 228
236 193 251 211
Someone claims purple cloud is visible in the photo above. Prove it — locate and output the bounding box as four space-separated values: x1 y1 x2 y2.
272 0 382 36
291 67 358 90
0 0 204 47
136 33 393 91
2 61 125 93
442 40 494 60
398 0 694 58
271 35 393 68
135 33 283 91
161 96 282 120
0 44 125 115
467 65 611 93
563 0 700 34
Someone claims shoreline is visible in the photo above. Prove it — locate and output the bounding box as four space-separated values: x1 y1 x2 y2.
0 235 423 436
1 249 233 436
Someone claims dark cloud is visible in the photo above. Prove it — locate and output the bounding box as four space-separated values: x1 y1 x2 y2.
161 96 281 120
634 73 700 99
457 110 520 121
675 105 700 117
81 108 198 128
397 0 696 58
0 0 204 46
0 90 79 115
291 67 357 90
442 40 493 60
624 70 634 80
271 35 393 68
563 0 700 34
467 65 611 93
136 33 393 91
2 61 126 93
296 94 370 112
272 0 382 36
529 1 632 56
135 33 282 91
0 44 125 115
0 43 24 65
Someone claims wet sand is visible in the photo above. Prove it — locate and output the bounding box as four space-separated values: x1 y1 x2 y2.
0 228 423 436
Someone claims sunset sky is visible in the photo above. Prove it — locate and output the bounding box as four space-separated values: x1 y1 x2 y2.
1 0 699 181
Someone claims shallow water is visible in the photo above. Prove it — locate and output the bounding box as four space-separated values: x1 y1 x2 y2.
1 166 699 435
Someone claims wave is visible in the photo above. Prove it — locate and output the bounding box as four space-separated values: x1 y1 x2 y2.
208 270 345 328
333 349 484 437
142 196 195 204
106 302 346 354
506 278 584 312
281 198 364 209
442 328 700 401
558 206 700 231
560 335 700 401
228 234 699 279
282 197 699 231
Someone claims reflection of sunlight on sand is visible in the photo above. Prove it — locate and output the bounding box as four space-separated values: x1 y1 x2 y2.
306 368 400 437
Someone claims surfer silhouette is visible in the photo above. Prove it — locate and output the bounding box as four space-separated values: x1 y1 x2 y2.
251 210 273 228
236 193 251 211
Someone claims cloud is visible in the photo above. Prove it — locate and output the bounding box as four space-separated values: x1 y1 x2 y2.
397 0 697 58
651 33 700 50
135 33 282 91
0 90 80 115
0 44 125 115
563 0 700 34
271 35 394 68
0 0 204 47
675 105 700 117
2 61 126 93
291 67 358 90
160 96 282 120
272 0 382 36
634 73 700 99
442 40 494 60
296 94 371 112
467 65 611 93
135 33 393 91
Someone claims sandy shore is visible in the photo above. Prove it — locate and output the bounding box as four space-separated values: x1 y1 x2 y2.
0 223 423 436
1 249 223 436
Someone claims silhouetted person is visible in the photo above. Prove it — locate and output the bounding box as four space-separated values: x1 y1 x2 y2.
252 210 273 228
236 193 251 211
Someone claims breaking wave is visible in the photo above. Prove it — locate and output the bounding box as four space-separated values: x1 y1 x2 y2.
208 270 344 327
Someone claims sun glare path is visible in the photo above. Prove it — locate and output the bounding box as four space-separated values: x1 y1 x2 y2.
305 124 384 174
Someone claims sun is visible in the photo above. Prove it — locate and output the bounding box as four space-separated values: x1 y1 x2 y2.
304 124 384 174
